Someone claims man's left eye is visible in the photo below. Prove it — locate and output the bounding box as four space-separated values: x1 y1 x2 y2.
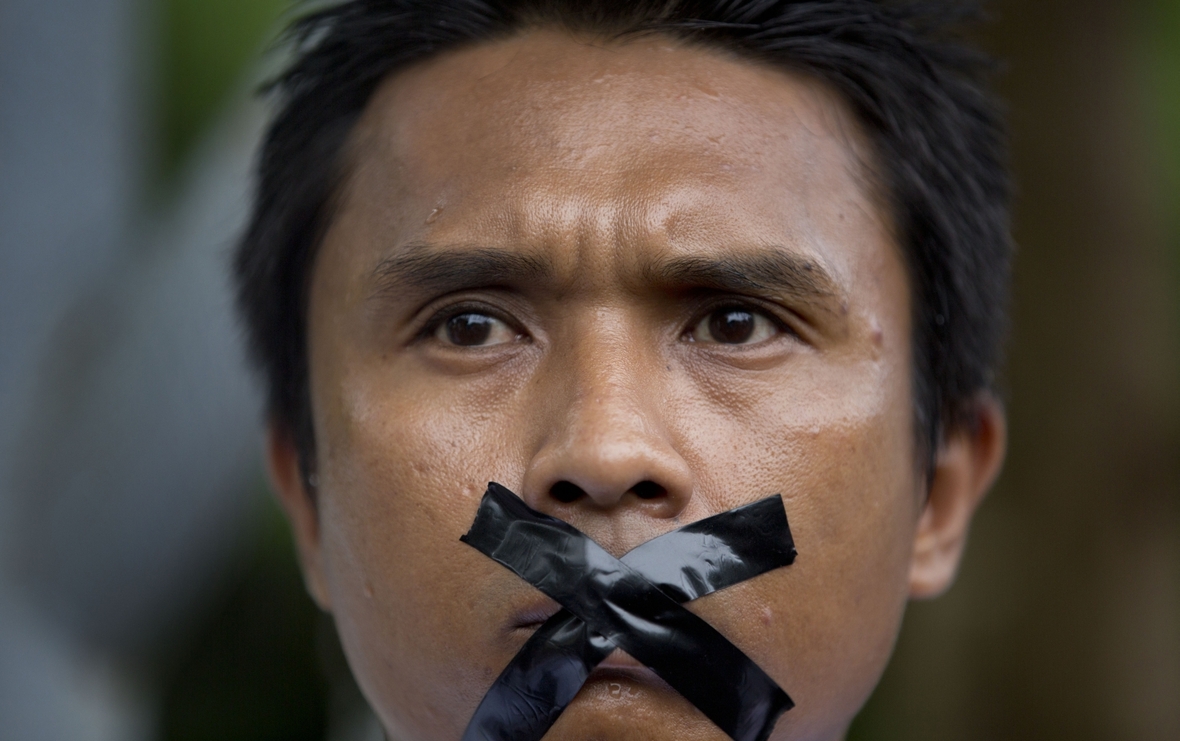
436 312 519 347
687 307 779 345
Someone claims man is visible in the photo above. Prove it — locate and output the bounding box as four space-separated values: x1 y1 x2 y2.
234 1 1010 739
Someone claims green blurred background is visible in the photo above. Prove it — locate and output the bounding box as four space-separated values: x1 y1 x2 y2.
150 0 1180 739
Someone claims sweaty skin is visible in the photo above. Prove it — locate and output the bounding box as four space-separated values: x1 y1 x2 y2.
267 30 1006 741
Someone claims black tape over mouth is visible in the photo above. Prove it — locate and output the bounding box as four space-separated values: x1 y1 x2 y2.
460 483 797 741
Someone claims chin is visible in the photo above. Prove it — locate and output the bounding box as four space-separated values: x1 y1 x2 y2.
544 673 732 741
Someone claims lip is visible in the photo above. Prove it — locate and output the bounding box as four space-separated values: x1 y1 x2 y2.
507 604 668 686
596 648 645 671
591 650 670 690
508 596 562 632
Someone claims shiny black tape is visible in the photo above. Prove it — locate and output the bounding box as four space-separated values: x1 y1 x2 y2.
460 483 797 741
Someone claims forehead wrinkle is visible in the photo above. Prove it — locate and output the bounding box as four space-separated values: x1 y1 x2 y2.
352 32 887 308
484 184 634 297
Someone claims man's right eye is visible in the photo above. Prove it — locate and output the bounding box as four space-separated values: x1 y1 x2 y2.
435 312 519 347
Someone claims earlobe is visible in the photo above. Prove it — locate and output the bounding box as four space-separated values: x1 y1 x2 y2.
908 395 1007 599
266 424 333 611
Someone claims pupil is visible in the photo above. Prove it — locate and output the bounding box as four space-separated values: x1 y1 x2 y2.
709 309 755 344
446 314 494 346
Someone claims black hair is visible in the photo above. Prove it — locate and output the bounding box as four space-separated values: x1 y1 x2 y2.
234 0 1011 483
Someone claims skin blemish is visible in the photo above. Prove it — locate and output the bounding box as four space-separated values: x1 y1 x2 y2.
690 77 721 98
870 317 885 348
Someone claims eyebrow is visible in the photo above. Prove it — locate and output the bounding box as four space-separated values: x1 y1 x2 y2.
369 245 551 299
646 250 842 306
368 243 842 312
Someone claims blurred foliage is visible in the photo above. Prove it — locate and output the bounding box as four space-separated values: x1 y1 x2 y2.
157 498 329 741
156 0 288 177
1147 0 1180 164
1145 0 1180 255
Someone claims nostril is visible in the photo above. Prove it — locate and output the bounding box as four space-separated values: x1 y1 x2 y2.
550 481 586 503
630 480 666 500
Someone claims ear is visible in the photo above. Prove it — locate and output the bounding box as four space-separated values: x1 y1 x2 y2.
909 394 1007 599
266 423 333 610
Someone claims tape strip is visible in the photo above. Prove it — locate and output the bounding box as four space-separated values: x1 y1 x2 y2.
461 483 797 741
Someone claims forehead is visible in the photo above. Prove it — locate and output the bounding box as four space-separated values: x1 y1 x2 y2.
338 30 887 284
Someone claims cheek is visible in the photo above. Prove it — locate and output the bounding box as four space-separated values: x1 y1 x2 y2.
311 364 536 740
677 356 919 737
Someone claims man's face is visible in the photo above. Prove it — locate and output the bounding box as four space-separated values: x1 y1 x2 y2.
299 31 926 741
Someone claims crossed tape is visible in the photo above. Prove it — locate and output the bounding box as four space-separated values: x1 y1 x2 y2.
460 483 797 741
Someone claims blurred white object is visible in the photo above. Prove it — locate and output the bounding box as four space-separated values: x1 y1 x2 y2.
0 0 267 736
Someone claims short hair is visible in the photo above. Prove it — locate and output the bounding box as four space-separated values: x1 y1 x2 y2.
234 0 1011 481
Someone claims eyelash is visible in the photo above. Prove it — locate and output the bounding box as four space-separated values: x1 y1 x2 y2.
683 299 796 339
414 301 525 343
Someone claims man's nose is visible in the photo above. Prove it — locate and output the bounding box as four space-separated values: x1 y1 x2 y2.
520 338 694 519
